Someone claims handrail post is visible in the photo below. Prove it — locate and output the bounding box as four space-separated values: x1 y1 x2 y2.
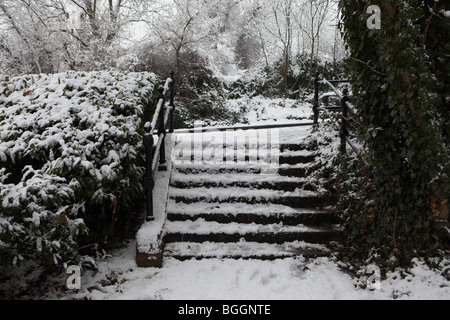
340 88 349 155
143 122 155 222
313 72 319 125
157 86 167 171
169 71 175 133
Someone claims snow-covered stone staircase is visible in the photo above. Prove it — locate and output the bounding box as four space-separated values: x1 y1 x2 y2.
162 127 341 261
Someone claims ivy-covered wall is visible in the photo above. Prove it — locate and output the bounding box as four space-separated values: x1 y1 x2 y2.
339 0 449 266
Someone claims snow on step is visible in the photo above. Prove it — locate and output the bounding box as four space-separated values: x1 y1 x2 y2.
174 126 311 143
169 186 319 201
166 201 334 225
173 146 316 157
167 201 327 216
170 172 308 184
164 219 341 244
164 219 327 235
164 240 330 260
170 176 312 192
278 150 316 157
158 125 340 261
172 162 313 173
172 144 317 162
172 127 316 167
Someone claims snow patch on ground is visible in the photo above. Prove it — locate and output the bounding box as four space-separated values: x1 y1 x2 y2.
55 240 449 300
225 96 313 126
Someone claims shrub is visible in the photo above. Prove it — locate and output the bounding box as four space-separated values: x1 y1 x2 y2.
225 55 349 100
0 71 158 269
133 44 231 127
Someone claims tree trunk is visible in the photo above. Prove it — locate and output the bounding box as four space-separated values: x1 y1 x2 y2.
0 3 42 73
308 39 315 89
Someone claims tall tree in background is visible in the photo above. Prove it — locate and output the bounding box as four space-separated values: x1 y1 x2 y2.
270 0 294 91
0 0 343 86
253 0 333 91
149 0 208 75
0 0 60 74
0 0 151 74
299 0 330 88
339 0 449 266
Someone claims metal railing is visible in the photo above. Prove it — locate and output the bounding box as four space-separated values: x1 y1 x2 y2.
143 71 175 222
313 72 368 166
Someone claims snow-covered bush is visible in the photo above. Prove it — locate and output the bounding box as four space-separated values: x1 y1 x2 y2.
133 44 231 127
226 55 349 100
0 71 158 268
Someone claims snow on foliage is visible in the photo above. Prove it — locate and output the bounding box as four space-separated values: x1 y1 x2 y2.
0 71 157 268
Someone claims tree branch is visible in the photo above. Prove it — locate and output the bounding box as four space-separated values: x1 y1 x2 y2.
350 57 387 76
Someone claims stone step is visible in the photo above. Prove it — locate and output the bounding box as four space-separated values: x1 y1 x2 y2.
164 219 342 244
279 166 312 177
173 164 318 178
163 241 332 261
280 142 318 152
166 201 338 225
169 196 335 208
166 201 312 214
174 142 316 153
137 126 342 268
280 154 316 165
167 210 339 226
169 187 336 208
170 178 313 192
172 154 315 165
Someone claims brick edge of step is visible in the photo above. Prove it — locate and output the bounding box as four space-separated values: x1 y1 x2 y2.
136 242 165 268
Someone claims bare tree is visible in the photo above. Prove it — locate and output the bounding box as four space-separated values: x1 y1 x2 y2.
254 0 297 91
294 0 331 88
0 0 153 74
147 0 210 74
0 0 339 78
0 1 50 73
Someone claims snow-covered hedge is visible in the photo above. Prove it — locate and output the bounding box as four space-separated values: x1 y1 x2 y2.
0 71 158 268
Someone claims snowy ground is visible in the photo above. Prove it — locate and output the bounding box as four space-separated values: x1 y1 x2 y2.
2 94 448 301
53 96 449 301
56 239 449 300
224 96 314 126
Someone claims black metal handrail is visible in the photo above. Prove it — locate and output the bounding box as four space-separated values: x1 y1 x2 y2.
313 72 368 166
143 71 175 222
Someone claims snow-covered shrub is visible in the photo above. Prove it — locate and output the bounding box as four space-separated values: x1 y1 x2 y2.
0 71 158 268
132 44 231 127
226 55 349 100
0 170 85 267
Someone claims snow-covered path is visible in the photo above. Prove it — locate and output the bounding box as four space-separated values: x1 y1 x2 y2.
61 239 449 300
